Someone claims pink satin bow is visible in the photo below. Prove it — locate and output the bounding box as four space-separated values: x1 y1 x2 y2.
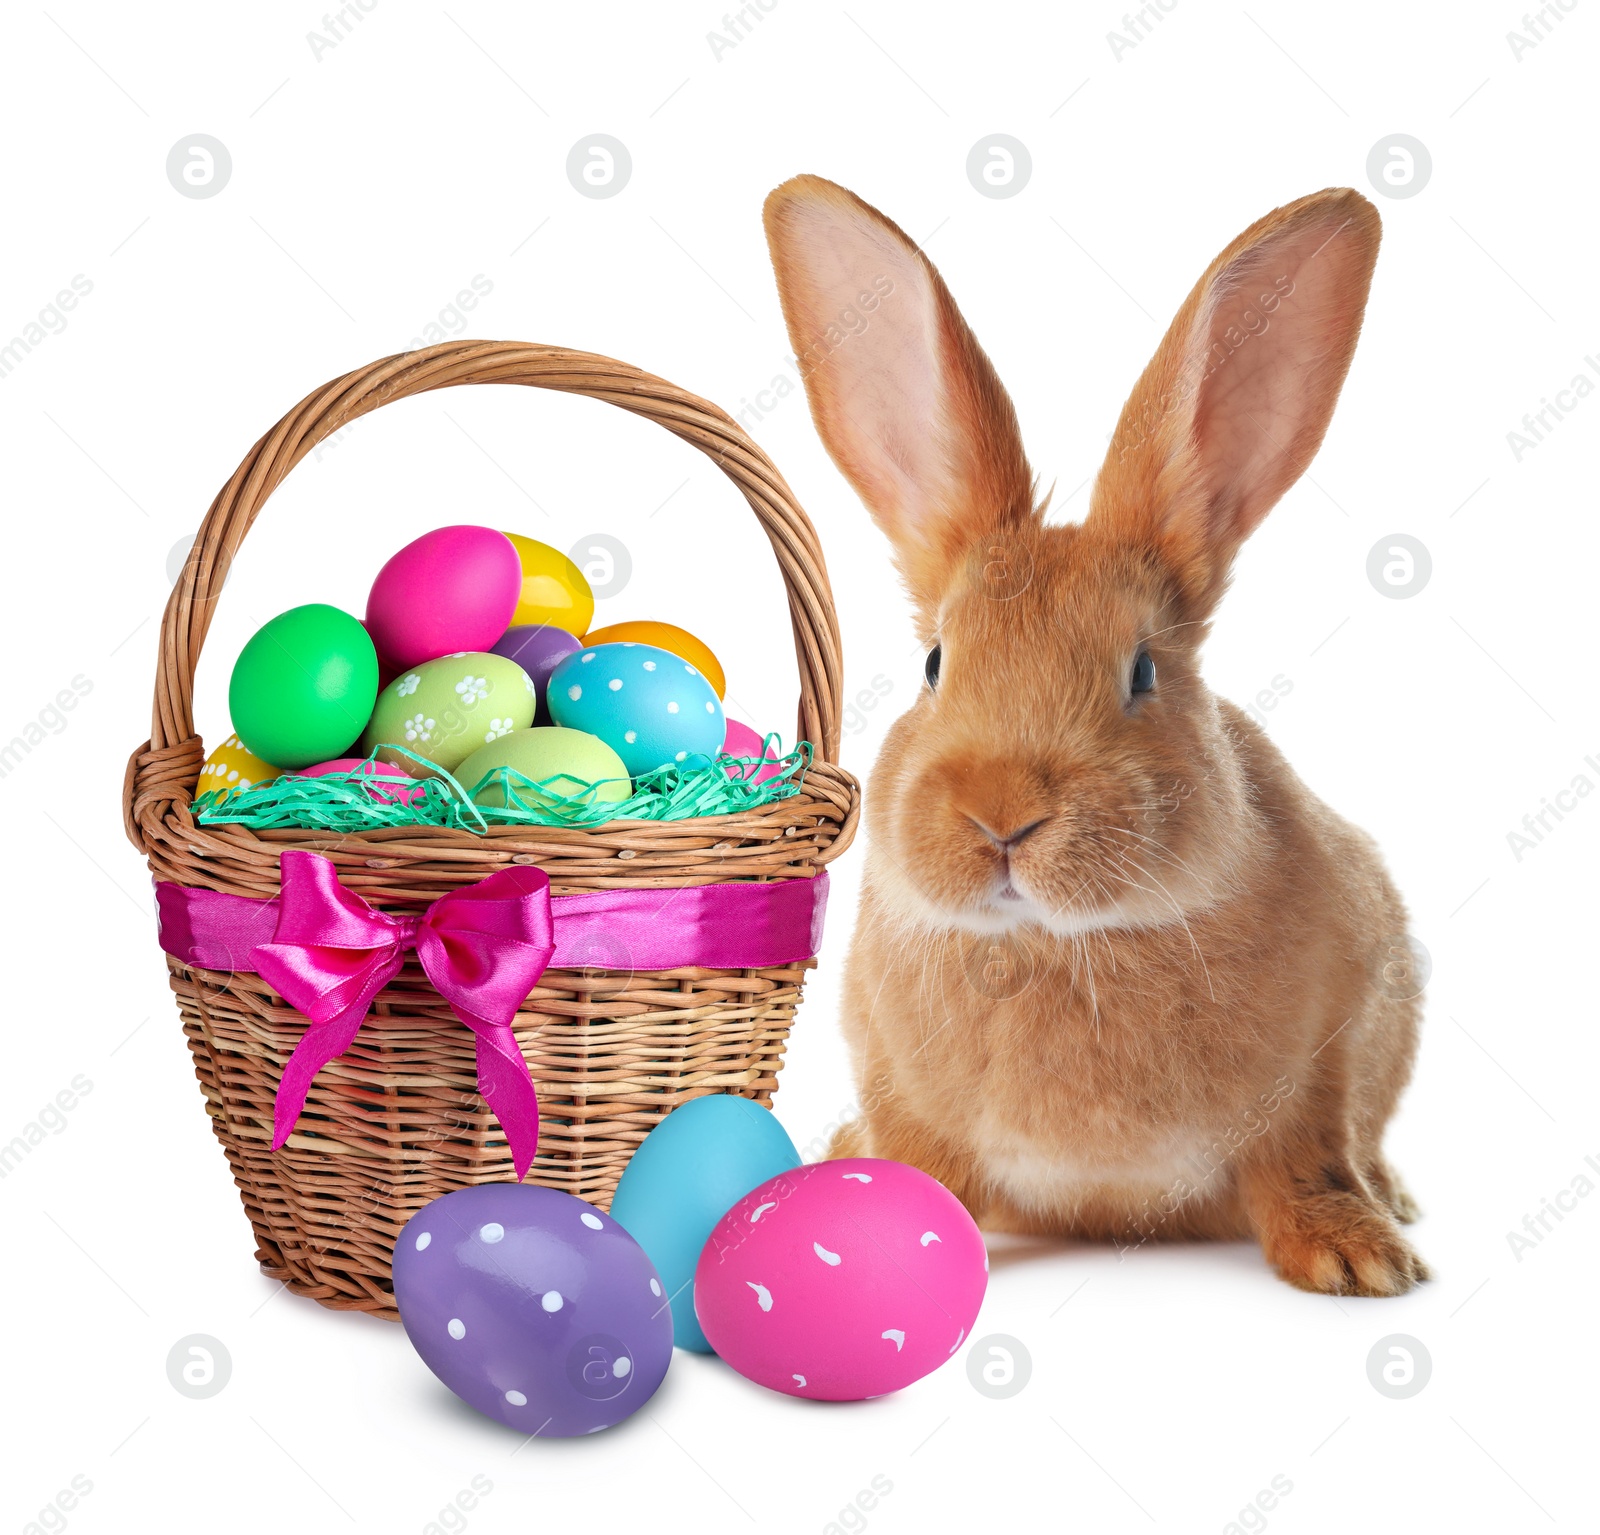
253 850 554 1178
157 853 829 1180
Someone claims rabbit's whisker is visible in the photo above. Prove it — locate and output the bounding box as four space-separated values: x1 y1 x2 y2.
1102 824 1209 890
1103 852 1218 1005
1139 617 1208 645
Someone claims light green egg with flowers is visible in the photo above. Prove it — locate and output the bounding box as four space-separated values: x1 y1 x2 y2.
455 726 631 812
362 651 535 773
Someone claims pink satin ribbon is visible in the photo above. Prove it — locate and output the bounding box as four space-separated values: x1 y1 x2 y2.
157 850 828 1179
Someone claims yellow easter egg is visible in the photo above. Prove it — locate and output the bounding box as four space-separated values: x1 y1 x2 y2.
503 532 595 636
580 621 726 698
197 734 281 804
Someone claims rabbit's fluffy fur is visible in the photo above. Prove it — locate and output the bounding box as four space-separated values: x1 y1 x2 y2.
764 176 1426 1295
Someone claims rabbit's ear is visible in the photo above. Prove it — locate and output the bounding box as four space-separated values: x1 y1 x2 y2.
1091 188 1381 612
764 175 1033 612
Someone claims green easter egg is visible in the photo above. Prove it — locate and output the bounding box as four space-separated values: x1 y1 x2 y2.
455 726 631 810
363 651 536 772
228 604 378 769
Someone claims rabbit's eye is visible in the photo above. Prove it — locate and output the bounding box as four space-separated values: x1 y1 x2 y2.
1130 650 1156 695
924 644 942 690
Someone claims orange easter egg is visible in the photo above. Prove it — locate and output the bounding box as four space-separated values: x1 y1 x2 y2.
580 621 726 698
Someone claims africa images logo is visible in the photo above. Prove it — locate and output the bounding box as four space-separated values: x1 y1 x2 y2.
1 276 94 381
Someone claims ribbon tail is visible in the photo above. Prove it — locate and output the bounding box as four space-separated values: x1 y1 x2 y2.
473 1026 540 1181
272 1003 370 1151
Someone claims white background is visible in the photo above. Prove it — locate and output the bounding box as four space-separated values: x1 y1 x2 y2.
2 3 1595 1532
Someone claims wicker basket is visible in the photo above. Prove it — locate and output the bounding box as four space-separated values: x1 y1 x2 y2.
122 340 859 1320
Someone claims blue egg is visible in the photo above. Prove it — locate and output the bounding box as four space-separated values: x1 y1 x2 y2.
548 642 724 777
609 1095 800 1353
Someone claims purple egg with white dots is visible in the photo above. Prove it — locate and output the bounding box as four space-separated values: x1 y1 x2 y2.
547 641 724 778
392 1184 673 1437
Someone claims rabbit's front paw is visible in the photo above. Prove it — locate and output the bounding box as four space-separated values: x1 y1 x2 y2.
1242 1153 1432 1297
1364 1158 1423 1224
1258 1187 1430 1297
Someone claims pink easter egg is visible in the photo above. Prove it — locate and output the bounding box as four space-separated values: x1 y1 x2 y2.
722 718 784 785
365 525 521 672
694 1158 987 1401
300 757 423 806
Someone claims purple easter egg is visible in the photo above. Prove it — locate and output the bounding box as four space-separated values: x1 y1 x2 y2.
394 1184 673 1437
491 625 582 725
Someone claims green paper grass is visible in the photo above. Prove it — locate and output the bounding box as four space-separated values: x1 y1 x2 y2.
192 740 810 833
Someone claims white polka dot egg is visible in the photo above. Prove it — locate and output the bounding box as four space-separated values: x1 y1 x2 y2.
391 1183 673 1436
546 641 723 778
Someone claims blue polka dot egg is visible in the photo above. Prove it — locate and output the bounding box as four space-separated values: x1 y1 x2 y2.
547 642 724 777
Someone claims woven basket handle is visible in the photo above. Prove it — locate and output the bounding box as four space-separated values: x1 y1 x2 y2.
145 341 844 778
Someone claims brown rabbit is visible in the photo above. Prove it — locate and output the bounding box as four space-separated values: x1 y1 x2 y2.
763 176 1427 1295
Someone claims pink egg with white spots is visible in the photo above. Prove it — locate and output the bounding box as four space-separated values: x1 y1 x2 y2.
694 1157 987 1401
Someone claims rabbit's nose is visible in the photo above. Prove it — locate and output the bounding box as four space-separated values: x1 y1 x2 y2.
968 815 1050 851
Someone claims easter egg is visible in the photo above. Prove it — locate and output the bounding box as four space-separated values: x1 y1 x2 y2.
548 643 724 778
504 532 594 636
695 1158 988 1401
393 1184 673 1437
362 651 536 774
365 525 521 672
582 621 726 698
722 719 785 785
196 734 280 804
228 604 378 769
611 1096 801 1354
298 757 424 806
454 727 630 811
490 625 581 724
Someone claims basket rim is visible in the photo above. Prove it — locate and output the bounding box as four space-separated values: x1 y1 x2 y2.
142 761 857 883
127 746 857 902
